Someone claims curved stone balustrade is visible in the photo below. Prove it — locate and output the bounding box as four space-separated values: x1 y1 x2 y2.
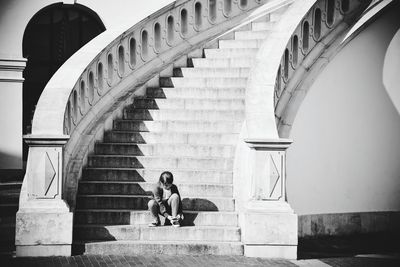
273 0 372 136
60 0 288 137
244 0 371 139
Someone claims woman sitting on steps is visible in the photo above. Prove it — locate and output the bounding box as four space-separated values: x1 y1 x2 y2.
148 171 184 227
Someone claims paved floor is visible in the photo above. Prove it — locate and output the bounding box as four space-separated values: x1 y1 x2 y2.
1 254 400 267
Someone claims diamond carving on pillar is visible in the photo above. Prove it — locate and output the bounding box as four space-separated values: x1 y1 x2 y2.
269 155 281 199
44 152 56 196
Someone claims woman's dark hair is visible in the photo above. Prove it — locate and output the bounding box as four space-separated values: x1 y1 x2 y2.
159 171 173 185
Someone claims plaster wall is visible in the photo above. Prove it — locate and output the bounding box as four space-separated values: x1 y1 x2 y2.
287 5 400 215
0 83 22 169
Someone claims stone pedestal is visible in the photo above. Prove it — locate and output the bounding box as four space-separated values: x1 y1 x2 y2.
16 135 73 257
242 139 297 259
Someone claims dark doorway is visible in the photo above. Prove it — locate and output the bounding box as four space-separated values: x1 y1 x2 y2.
22 3 105 159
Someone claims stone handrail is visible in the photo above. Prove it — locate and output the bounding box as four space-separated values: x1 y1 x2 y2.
244 0 371 140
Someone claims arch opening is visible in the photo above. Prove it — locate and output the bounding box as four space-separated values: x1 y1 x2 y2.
195 2 202 28
314 8 322 40
22 3 105 158
224 0 232 15
142 30 149 59
107 54 113 83
302 21 310 53
209 0 217 22
154 23 162 51
167 16 175 43
118 45 125 75
181 9 188 36
129 38 137 66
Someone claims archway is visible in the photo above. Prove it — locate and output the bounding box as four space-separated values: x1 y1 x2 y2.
22 3 105 159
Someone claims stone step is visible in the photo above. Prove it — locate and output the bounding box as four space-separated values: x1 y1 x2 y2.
174 67 250 78
219 39 263 49
74 225 241 242
76 195 235 211
160 77 247 88
204 48 258 58
113 120 242 133
78 181 233 198
87 155 233 170
234 30 270 40
94 143 236 158
190 58 254 68
103 132 239 145
131 98 245 110
251 21 277 31
145 87 245 99
77 240 243 256
82 169 233 184
123 109 245 121
74 210 238 227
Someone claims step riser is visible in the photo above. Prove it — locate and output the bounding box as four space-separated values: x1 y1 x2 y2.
103 132 239 145
204 49 257 58
123 110 245 122
114 121 242 133
80 242 244 256
76 197 235 211
95 144 236 158
74 226 240 242
219 40 263 49
160 77 248 88
146 87 245 99
88 156 233 170
175 68 250 78
252 22 276 31
82 169 233 184
131 98 245 110
234 30 269 40
191 58 254 68
74 211 238 226
78 183 233 198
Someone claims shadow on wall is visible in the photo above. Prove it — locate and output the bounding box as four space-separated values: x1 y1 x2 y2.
0 151 23 170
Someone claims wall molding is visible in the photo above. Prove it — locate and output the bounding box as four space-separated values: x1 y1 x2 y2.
298 211 400 238
0 57 26 83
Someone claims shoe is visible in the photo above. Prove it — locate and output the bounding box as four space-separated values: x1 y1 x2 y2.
172 219 180 228
148 221 160 227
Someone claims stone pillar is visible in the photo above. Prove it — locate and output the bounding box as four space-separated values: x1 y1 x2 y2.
0 57 26 170
16 135 73 257
242 139 297 259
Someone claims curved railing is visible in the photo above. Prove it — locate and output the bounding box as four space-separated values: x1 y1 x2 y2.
273 0 372 136
61 0 290 136
23 0 293 206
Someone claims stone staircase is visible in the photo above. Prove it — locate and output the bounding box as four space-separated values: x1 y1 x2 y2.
73 15 280 256
0 170 24 255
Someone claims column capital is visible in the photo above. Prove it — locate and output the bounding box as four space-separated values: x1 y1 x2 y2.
244 138 293 150
23 135 70 146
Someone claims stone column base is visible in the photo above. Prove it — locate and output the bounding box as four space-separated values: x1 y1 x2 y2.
16 245 71 257
245 245 297 259
242 201 298 259
15 200 73 257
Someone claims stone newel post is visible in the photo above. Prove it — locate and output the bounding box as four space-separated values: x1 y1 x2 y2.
242 138 297 259
16 135 73 257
